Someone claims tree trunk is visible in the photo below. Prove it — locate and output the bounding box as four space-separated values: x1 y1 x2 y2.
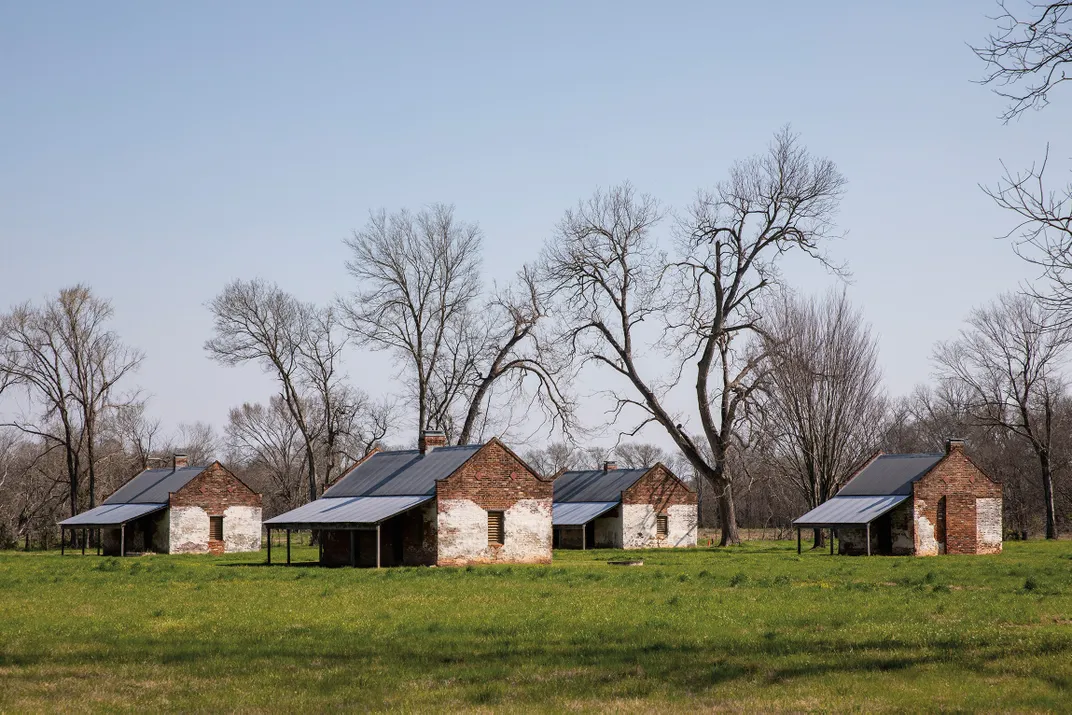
812 528 825 549
717 482 741 546
1039 450 1057 540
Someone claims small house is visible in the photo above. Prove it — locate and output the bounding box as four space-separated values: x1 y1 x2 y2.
58 455 263 556
264 432 553 567
793 439 1002 555
552 461 697 549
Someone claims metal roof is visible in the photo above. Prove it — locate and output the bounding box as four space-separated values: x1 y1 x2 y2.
838 454 944 496
552 501 619 526
103 466 207 504
264 495 432 528
794 495 910 527
323 445 482 497
553 468 648 503
59 502 167 527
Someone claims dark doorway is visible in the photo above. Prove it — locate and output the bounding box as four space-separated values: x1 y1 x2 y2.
936 497 947 554
875 513 893 555
584 521 595 549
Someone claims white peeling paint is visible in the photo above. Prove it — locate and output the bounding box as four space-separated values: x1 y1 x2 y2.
169 506 210 554
223 505 262 553
621 504 697 549
976 497 1003 553
914 499 939 556
437 498 551 565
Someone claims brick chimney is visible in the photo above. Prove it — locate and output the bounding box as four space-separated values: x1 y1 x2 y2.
173 453 189 470
945 438 965 455
603 460 617 471
418 430 447 455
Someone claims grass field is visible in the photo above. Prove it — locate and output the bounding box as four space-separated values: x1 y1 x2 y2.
1 541 1070 712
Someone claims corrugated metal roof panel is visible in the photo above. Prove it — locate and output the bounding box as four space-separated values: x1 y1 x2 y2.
553 469 648 503
838 454 943 496
794 495 910 526
59 503 167 527
323 445 482 498
264 495 433 527
552 501 619 526
103 466 207 504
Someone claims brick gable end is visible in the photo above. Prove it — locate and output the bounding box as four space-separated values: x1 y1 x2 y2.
435 440 551 509
622 464 697 512
913 449 1002 555
169 463 262 512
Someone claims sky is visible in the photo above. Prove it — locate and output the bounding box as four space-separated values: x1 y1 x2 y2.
1 1 1069 450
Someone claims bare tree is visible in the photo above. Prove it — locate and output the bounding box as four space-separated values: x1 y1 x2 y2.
974 1 1072 122
522 442 582 477
342 205 482 437
541 129 846 545
114 402 162 470
934 292 1071 538
762 289 886 548
226 397 305 513
0 286 142 516
206 279 323 502
456 267 575 444
343 207 571 445
171 421 221 466
984 151 1072 323
613 443 671 469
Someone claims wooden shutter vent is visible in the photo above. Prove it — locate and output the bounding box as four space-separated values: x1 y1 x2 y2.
487 511 505 546
209 516 224 541
656 514 669 538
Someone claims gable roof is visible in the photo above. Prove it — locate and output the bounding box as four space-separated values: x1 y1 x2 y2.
323 444 483 497
553 468 649 503
837 453 944 497
103 466 207 505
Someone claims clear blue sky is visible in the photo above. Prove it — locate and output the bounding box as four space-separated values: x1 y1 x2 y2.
1 2 1067 445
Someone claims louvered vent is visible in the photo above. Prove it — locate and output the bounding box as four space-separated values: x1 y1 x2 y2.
487 511 505 546
656 514 668 538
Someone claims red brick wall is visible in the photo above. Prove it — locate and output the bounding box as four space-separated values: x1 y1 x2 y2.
435 440 552 508
913 447 1002 555
170 463 262 554
436 440 552 566
622 464 697 511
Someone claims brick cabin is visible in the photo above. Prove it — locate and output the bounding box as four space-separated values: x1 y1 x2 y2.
264 431 553 567
552 461 697 549
59 455 263 556
794 439 1002 556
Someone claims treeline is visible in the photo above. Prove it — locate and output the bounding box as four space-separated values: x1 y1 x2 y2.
2 125 1070 548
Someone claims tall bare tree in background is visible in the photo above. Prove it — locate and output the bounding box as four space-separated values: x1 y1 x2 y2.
0 286 142 516
342 205 572 444
934 292 1071 538
226 397 305 513
974 1 1072 122
541 129 845 545
207 280 355 501
762 289 885 548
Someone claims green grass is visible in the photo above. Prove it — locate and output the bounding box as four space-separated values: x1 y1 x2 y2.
1 541 1070 712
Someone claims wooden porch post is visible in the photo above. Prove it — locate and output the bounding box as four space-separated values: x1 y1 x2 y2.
266 527 272 564
796 527 801 554
376 524 381 569
866 523 871 556
830 528 834 555
581 525 586 551
286 529 291 565
82 529 86 556
96 529 101 556
61 528 65 556
120 524 125 557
